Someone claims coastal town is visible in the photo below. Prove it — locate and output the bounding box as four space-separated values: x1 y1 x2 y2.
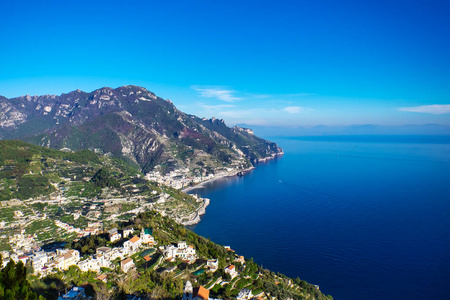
1 211 309 299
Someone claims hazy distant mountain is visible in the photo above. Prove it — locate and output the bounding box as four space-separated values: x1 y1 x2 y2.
237 123 450 138
0 86 282 173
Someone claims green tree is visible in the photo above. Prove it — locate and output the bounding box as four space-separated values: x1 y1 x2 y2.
0 259 44 299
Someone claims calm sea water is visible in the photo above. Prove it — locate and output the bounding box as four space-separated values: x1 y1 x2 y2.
187 136 450 300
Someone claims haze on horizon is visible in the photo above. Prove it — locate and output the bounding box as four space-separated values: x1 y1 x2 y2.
1 0 449 128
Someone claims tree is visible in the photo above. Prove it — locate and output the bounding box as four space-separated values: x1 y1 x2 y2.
0 259 43 299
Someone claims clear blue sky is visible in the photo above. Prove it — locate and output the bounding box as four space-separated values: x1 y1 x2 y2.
1 0 449 126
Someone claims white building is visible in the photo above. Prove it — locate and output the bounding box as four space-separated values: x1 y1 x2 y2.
225 264 238 279
236 289 253 300
121 257 134 273
163 241 197 262
123 228 134 238
31 250 49 274
140 228 155 245
108 228 122 243
124 236 141 253
207 259 219 272
77 258 100 273
54 249 80 270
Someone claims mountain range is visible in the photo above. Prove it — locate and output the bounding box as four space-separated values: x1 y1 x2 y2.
0 86 282 173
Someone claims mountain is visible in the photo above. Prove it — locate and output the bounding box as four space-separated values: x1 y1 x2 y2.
0 86 282 173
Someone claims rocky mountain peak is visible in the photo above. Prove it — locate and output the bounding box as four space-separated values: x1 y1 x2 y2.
0 86 283 173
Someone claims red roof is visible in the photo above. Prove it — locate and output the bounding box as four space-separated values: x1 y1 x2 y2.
193 286 209 300
129 236 140 243
96 274 107 281
143 255 151 262
122 257 133 265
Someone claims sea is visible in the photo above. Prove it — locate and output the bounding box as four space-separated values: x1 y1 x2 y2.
187 135 450 300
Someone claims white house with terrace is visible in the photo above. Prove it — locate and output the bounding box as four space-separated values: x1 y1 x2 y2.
123 236 141 254
164 241 197 262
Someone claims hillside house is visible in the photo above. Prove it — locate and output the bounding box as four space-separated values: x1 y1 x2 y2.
193 286 209 300
225 264 238 279
31 250 49 274
123 227 134 238
108 228 122 242
140 228 154 245
121 257 135 273
164 241 197 262
124 236 141 253
236 289 253 300
207 259 219 272
96 273 107 283
77 258 100 273
182 282 210 300
54 249 80 270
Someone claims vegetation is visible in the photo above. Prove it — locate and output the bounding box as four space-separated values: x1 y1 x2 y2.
90 168 120 188
0 140 104 201
0 256 45 300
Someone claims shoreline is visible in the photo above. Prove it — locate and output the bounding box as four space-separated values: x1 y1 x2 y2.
178 168 254 226
179 153 283 226
180 197 210 226
181 166 255 194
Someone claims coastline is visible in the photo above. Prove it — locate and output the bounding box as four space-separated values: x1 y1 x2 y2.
179 153 283 226
180 197 210 226
181 166 255 194
178 168 254 226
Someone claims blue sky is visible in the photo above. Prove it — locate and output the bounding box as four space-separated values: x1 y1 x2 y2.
1 0 449 126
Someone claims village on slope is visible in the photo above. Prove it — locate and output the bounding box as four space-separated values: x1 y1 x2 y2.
1 210 328 300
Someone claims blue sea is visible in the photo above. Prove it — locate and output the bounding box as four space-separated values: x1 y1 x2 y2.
187 135 450 300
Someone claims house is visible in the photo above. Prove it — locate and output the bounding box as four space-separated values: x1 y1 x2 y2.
77 258 100 273
31 251 49 274
182 281 193 300
110 231 122 242
164 245 178 261
110 247 124 260
225 264 238 278
177 244 196 261
124 236 141 253
18 255 29 265
96 273 108 283
96 246 113 268
235 255 245 264
97 247 112 259
121 257 135 273
57 286 85 300
207 259 218 272
193 286 209 300
54 249 80 270
236 289 253 300
163 241 197 262
123 227 134 238
182 282 209 300
164 265 177 273
108 228 122 242
140 228 154 245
